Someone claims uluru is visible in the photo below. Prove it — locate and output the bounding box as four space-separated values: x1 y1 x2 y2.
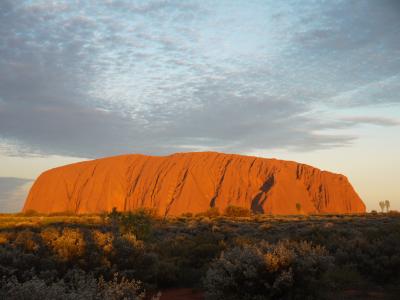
23 152 365 215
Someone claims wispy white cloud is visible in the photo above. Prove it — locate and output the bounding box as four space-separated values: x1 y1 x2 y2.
341 116 400 127
328 75 400 107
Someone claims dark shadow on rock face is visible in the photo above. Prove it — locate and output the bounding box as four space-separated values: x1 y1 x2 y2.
251 176 274 214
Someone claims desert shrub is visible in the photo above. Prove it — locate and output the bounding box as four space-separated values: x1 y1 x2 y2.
108 207 123 228
109 208 155 240
77 228 112 272
157 231 224 287
0 270 151 300
97 273 148 299
0 233 9 245
51 228 85 262
0 247 20 277
40 227 61 246
112 232 144 266
1 275 74 300
155 260 179 287
387 210 400 216
258 223 272 231
196 207 220 218
14 230 41 252
204 240 333 300
92 230 113 255
224 205 251 218
336 235 400 284
325 264 365 289
0 213 399 296
111 232 159 283
181 212 193 218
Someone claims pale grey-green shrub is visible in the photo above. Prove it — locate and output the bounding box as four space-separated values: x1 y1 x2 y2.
0 270 155 300
204 240 333 300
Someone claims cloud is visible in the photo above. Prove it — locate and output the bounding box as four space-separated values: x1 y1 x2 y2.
340 116 400 127
0 177 33 213
0 0 399 158
328 75 400 107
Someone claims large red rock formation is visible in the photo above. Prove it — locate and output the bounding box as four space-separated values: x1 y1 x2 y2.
23 152 365 215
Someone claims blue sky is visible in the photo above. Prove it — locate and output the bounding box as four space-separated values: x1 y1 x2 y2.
0 0 399 212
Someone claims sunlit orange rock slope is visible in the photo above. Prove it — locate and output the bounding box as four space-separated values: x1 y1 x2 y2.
23 152 365 215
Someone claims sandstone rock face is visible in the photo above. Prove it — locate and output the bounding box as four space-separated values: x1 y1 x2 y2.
23 152 366 215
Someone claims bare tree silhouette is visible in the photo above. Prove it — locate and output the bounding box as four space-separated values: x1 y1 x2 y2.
385 200 390 213
379 201 385 213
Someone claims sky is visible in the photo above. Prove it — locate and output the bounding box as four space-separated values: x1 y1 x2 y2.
0 0 399 213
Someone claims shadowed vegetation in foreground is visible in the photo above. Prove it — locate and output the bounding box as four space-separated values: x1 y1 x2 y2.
0 209 400 299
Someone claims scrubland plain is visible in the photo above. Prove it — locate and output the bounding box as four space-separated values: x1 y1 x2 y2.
0 209 399 299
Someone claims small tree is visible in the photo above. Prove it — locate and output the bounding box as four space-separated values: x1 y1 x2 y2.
296 202 302 214
119 208 155 240
384 200 390 213
379 201 385 213
108 207 122 229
